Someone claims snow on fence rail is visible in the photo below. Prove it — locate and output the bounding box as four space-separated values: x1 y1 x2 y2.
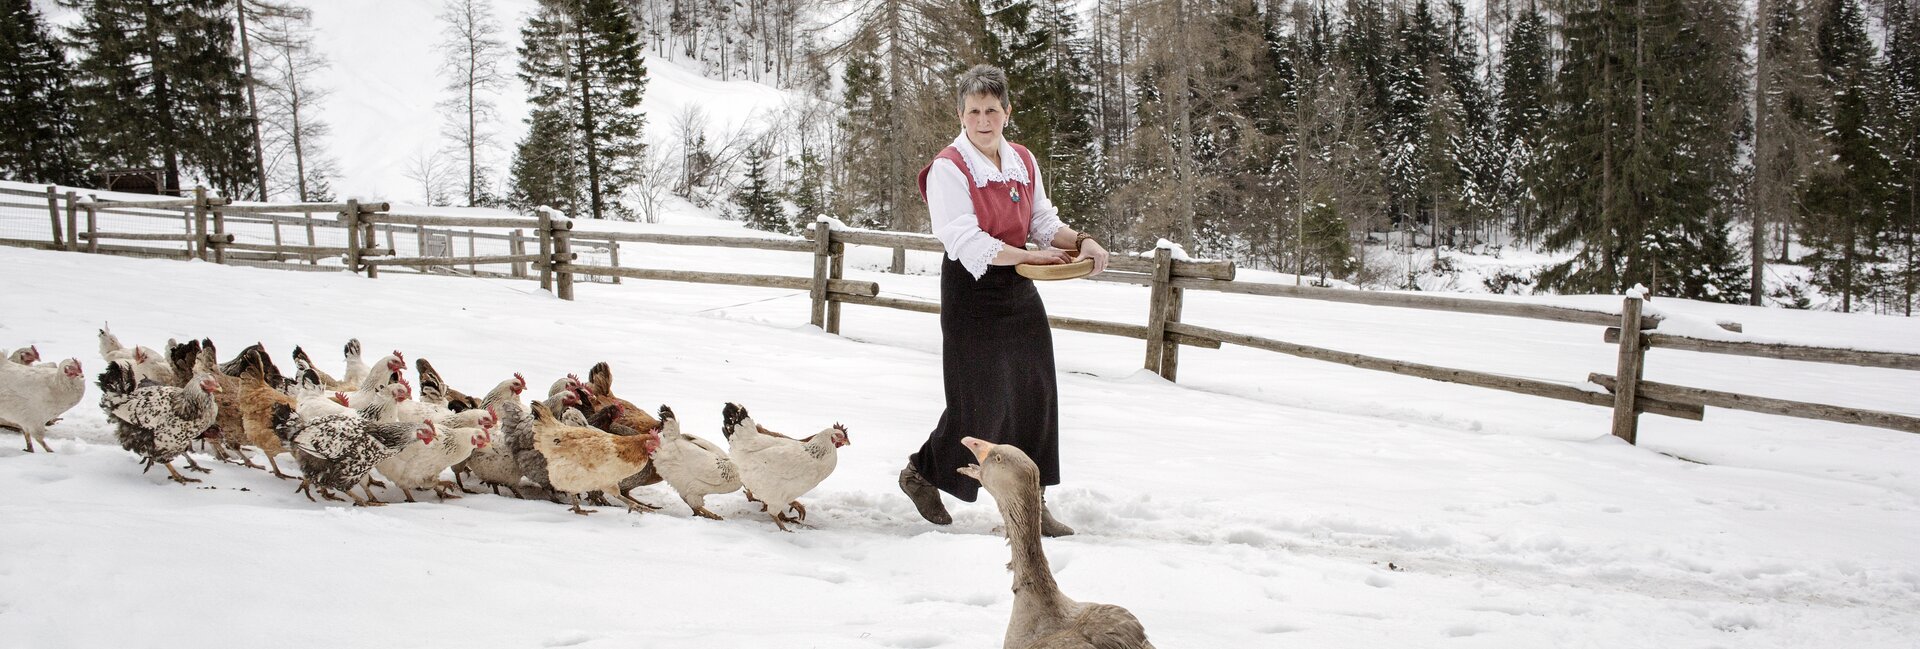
4 184 1914 444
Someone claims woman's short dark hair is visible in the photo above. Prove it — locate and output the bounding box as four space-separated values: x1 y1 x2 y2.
956 64 1010 111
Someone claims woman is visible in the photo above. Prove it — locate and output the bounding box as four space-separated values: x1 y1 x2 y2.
898 64 1109 537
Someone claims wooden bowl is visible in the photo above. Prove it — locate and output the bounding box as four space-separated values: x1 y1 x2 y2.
1016 258 1095 281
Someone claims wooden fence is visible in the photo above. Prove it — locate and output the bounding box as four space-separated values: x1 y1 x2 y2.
4 184 1915 445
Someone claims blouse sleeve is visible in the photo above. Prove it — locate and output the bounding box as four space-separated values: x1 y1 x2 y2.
1027 160 1066 249
926 158 1006 279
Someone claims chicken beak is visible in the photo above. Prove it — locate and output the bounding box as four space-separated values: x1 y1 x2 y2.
959 436 993 463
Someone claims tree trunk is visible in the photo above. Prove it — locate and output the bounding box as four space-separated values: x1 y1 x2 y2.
145 1 181 195
237 1 270 200
575 15 604 221
1751 0 1772 305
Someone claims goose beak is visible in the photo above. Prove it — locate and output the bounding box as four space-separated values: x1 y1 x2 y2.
960 436 994 463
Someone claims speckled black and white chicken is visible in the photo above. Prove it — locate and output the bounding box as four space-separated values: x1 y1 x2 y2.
98 362 222 484
271 399 435 507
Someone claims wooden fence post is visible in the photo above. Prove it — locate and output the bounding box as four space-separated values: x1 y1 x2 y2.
537 211 553 291
193 186 209 260
1610 295 1647 444
553 221 574 301
891 246 906 274
304 212 317 265
1161 279 1186 381
811 220 831 328
511 229 527 278
204 188 228 265
271 218 283 259
386 226 398 259
1144 247 1176 378
415 224 427 258
344 199 362 273
608 240 622 284
828 235 845 334
63 191 78 252
45 186 63 247
467 229 478 274
85 201 98 254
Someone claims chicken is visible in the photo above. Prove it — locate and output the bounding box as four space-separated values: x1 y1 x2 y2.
530 402 661 515
456 376 529 497
165 339 201 388
648 405 741 520
415 358 480 411
99 364 222 484
194 341 263 469
98 325 175 388
6 345 40 365
340 339 369 389
237 360 302 480
0 357 86 453
583 362 662 442
357 352 406 394
375 409 496 502
292 345 349 391
721 403 850 531
272 399 434 507
501 396 556 502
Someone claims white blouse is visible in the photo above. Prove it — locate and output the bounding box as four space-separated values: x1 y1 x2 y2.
926 132 1066 278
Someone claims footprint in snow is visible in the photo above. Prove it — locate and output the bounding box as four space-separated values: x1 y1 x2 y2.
1445 625 1484 637
1257 623 1302 634
881 633 949 648
542 631 596 647
1365 574 1394 588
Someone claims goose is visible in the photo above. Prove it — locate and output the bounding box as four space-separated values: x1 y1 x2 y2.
958 437 1155 649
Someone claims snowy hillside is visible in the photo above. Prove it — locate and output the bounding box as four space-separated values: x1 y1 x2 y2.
3 204 1919 646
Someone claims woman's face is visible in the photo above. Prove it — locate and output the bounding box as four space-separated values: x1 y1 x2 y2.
959 92 1009 152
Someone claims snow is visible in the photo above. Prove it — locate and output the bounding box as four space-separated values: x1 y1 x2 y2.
4 206 1920 647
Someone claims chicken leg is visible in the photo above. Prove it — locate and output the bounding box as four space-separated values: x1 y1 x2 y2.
433 481 463 501
181 454 212 474
567 493 597 516
263 454 298 481
33 435 51 453
788 500 808 522
614 492 659 513
162 461 202 484
687 502 724 520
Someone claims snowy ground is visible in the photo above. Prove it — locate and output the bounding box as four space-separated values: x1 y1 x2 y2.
3 205 1919 647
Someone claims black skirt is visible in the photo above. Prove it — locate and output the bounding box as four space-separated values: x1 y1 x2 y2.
912 257 1060 502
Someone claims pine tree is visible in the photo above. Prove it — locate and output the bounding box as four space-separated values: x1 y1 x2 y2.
1803 0 1894 310
734 146 789 234
1884 0 1920 315
65 0 258 197
0 0 84 185
981 1 1100 237
1536 0 1750 301
513 0 648 220
510 106 586 215
1751 0 1827 303
1496 5 1550 243
786 150 828 226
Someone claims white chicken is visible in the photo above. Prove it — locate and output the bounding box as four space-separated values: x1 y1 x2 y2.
99 326 175 387
0 357 86 453
648 405 741 520
375 408 496 502
721 403 850 531
6 345 40 365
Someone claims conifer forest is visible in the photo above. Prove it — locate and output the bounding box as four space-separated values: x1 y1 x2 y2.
3 0 1917 314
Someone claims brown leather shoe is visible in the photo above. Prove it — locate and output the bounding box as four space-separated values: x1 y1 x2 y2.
1040 490 1075 537
899 462 952 525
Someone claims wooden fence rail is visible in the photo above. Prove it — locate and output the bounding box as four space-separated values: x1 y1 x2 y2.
14 185 1914 447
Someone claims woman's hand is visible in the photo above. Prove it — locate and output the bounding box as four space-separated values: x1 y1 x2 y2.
1075 239 1109 275
1022 247 1075 266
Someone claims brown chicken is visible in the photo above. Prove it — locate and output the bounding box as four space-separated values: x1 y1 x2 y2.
237 356 300 480
584 362 661 437
530 401 662 516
